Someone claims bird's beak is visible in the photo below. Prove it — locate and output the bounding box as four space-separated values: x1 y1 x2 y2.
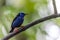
25 14 28 15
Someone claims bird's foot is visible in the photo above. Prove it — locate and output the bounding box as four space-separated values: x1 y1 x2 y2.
21 26 24 28
13 26 24 32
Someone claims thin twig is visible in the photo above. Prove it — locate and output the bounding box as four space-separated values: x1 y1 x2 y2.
52 0 58 14
2 14 60 40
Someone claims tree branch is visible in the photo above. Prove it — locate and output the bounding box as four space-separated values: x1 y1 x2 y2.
2 14 60 40
52 0 58 14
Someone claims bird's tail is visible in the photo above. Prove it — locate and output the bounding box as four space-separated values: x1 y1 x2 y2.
9 28 14 33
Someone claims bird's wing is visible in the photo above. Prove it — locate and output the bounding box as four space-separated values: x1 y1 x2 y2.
11 17 24 27
11 13 20 27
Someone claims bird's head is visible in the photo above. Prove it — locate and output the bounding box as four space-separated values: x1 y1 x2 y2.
19 12 26 18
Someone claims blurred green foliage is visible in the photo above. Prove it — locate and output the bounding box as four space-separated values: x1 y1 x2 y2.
0 0 48 40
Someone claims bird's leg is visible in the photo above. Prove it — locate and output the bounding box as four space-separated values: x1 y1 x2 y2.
21 26 24 28
13 26 24 32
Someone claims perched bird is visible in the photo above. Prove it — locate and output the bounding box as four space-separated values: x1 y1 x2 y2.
9 12 26 33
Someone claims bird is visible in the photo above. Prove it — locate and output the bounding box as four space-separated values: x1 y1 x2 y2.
9 12 26 33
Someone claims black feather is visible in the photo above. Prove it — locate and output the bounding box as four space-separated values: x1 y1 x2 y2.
9 27 14 33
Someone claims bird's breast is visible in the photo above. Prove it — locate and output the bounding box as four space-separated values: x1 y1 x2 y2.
12 17 24 27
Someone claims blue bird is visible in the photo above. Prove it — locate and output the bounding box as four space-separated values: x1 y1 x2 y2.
9 12 26 33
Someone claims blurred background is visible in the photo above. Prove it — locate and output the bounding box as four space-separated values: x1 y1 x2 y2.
0 0 60 40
